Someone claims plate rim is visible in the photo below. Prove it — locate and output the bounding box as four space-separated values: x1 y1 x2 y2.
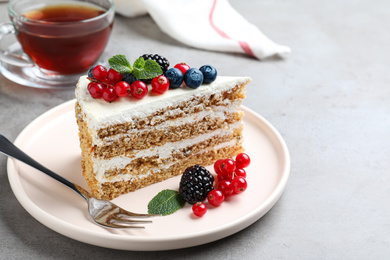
7 99 290 250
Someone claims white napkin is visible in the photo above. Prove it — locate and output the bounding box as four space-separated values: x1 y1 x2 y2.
114 0 291 60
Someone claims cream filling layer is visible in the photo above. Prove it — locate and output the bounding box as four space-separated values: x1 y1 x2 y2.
93 122 243 183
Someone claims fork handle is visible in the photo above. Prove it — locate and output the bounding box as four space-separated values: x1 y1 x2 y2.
0 134 85 199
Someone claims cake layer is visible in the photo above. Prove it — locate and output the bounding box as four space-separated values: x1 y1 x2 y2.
75 75 251 142
95 83 246 139
76 102 243 159
93 122 243 182
93 108 243 158
85 144 244 200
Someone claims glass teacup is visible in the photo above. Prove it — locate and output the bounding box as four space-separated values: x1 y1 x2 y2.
0 0 114 88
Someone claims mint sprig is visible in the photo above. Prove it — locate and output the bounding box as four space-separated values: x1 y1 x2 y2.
108 54 132 74
148 189 185 216
108 54 162 80
133 58 162 79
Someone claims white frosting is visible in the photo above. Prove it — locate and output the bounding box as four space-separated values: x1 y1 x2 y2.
75 75 251 135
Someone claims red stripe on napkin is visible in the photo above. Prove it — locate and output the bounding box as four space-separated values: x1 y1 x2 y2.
209 0 255 57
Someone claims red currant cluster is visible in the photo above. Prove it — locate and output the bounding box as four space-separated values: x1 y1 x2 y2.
192 153 251 217
87 65 171 102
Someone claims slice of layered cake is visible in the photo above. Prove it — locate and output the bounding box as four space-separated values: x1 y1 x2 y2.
75 59 251 200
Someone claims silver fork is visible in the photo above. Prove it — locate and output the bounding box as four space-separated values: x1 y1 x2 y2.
0 134 159 229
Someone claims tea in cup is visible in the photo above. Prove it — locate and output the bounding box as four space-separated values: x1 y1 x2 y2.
0 0 114 88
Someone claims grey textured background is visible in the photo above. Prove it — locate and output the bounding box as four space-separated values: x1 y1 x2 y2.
1 0 389 259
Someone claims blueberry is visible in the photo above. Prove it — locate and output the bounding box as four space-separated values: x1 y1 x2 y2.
122 73 139 85
88 66 95 79
184 68 204 89
199 65 217 84
164 68 183 89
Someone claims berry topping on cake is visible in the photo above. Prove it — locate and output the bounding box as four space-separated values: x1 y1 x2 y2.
102 87 118 102
151 75 170 94
88 66 95 79
92 65 108 82
130 81 148 99
140 54 170 73
122 73 139 85
184 68 204 89
164 68 183 89
87 82 104 99
199 65 217 84
179 165 214 204
107 68 123 85
114 81 130 97
174 63 190 75
86 54 219 102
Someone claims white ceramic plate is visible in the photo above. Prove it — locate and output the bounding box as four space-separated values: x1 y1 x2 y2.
7 100 290 251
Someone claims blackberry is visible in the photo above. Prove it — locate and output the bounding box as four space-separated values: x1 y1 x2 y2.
141 78 152 84
140 54 170 73
179 165 214 204
122 73 139 85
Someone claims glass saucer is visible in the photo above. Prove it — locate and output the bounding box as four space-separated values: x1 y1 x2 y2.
0 40 111 89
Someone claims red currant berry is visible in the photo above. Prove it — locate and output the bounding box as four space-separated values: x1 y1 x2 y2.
87 82 104 98
207 190 224 207
151 75 170 94
220 159 236 175
174 63 190 75
192 202 207 217
235 168 246 178
114 81 130 97
217 174 224 182
217 180 233 196
236 153 251 169
102 87 118 102
217 172 233 182
107 68 123 84
92 65 108 82
232 176 247 194
214 159 224 175
130 81 148 99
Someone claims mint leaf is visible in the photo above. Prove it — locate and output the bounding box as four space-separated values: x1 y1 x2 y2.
133 58 162 79
148 189 185 216
108 54 132 74
133 57 145 69
145 59 163 75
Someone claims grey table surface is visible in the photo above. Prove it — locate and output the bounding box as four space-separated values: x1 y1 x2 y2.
1 0 389 259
